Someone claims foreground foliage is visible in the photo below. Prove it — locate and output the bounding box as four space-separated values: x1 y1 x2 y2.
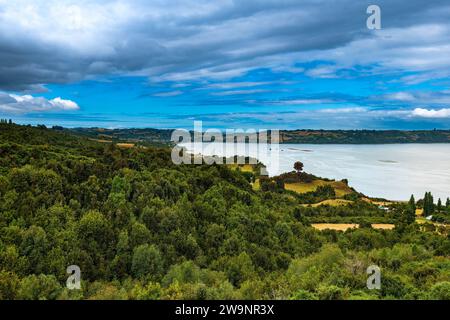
0 123 449 300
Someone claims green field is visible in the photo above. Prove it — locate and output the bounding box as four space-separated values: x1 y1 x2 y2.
285 180 353 197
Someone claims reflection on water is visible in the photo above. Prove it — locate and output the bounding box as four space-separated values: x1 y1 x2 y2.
182 143 450 201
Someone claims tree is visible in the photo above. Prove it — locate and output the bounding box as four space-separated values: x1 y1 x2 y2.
274 177 285 190
17 274 62 300
405 195 416 224
131 244 164 281
423 192 435 216
429 282 450 300
223 252 256 286
408 195 416 212
162 261 201 287
76 210 114 277
0 271 19 299
437 198 443 212
294 161 304 174
20 226 49 274
259 177 279 192
129 221 152 248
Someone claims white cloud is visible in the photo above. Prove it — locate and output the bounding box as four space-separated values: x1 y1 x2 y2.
153 90 183 97
305 65 339 79
48 97 79 110
211 89 268 96
0 92 79 114
412 108 450 118
377 90 450 105
319 107 367 113
206 82 273 90
385 92 416 102
272 99 335 106
299 24 450 83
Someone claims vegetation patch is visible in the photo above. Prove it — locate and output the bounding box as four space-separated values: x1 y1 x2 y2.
285 180 352 197
303 199 354 207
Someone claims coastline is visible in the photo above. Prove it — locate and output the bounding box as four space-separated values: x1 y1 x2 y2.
180 142 450 202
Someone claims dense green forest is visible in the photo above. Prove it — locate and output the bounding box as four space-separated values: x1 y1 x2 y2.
68 127 450 146
0 123 449 300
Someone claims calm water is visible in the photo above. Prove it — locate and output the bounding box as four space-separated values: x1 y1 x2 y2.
182 143 450 201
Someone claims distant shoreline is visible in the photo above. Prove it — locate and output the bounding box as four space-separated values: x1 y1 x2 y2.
64 127 450 145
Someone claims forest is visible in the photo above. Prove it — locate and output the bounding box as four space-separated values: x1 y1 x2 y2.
0 122 449 300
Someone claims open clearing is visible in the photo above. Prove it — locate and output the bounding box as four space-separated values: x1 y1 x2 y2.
312 223 395 231
303 199 353 207
89 138 112 143
362 198 392 206
116 143 135 148
228 164 255 173
371 224 396 230
285 179 353 197
312 223 358 231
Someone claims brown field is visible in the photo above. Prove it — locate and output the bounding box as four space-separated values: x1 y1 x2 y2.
312 223 359 231
312 223 395 231
372 224 395 230
116 143 135 148
89 138 112 143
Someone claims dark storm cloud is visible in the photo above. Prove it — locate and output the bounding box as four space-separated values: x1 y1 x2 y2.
0 0 449 91
0 33 88 90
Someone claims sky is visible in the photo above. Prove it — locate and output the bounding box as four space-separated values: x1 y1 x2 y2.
1 0 450 130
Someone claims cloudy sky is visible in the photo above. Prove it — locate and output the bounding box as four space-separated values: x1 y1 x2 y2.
1 0 450 129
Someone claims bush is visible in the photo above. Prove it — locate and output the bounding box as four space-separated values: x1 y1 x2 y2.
429 282 450 300
17 274 62 300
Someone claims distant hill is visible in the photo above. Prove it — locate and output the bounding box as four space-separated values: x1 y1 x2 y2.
280 129 450 144
68 127 450 145
69 127 174 147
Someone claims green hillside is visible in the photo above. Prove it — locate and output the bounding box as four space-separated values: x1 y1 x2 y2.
0 123 449 300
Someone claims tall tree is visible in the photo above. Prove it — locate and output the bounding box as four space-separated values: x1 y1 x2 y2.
408 195 416 212
437 198 443 212
294 161 304 174
423 192 435 216
405 195 416 224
